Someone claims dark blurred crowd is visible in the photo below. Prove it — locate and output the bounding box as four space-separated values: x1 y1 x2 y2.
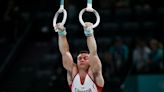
103 37 163 76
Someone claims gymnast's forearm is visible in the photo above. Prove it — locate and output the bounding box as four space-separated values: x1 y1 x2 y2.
87 36 97 55
84 22 98 55
58 36 70 55
56 23 70 55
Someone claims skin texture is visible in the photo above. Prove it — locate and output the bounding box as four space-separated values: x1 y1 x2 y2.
57 22 104 88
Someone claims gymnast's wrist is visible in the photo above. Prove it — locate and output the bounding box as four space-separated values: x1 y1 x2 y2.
84 27 94 37
57 28 67 36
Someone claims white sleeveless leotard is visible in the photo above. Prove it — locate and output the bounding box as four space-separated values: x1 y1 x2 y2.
70 74 102 92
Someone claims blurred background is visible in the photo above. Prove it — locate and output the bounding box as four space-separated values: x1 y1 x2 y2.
0 0 163 92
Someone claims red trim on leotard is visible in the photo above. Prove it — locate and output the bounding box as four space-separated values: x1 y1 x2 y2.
69 73 78 90
69 84 72 89
96 83 103 92
69 74 103 92
69 83 102 92
87 74 103 92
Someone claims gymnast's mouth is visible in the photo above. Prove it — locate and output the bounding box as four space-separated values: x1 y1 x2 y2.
79 62 85 65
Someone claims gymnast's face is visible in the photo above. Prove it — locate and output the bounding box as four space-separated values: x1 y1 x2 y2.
77 53 90 70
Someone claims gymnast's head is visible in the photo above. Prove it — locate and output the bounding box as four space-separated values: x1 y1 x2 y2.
77 51 90 70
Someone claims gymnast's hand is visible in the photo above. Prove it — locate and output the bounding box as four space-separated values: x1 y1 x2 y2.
83 22 94 37
84 22 93 29
55 23 66 32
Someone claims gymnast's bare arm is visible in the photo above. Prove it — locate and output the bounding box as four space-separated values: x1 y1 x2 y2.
85 22 104 87
57 23 75 72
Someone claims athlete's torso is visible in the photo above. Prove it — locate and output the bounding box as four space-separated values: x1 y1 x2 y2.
71 74 102 92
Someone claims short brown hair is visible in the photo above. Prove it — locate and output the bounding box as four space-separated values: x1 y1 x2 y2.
79 50 89 54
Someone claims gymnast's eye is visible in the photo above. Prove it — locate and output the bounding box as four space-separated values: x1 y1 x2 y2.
78 57 82 60
84 56 89 60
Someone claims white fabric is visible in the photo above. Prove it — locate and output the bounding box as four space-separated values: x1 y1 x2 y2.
71 74 98 92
